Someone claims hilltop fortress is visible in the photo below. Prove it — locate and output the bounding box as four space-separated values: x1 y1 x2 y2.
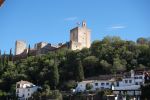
15 21 91 57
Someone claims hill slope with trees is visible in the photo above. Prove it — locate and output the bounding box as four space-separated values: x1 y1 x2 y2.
0 36 150 99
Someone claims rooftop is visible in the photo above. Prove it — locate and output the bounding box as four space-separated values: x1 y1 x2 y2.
17 80 33 85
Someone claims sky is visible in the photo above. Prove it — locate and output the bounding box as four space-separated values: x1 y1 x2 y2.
0 0 150 54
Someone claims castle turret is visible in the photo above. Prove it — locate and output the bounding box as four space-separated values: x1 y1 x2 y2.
70 21 91 50
82 20 87 28
15 40 27 55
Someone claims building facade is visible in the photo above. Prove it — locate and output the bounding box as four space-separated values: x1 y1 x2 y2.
70 21 91 50
112 70 144 99
14 21 91 57
16 80 39 100
75 70 146 99
34 42 58 55
75 80 112 92
15 41 27 55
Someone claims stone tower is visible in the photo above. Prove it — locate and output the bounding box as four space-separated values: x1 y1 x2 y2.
15 40 27 55
70 21 91 50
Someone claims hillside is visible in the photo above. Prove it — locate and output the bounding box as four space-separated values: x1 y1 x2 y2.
0 36 150 99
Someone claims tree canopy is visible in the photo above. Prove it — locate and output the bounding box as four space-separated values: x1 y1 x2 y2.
0 36 150 99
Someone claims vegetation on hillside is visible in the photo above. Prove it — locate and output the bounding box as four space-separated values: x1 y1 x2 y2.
0 36 150 99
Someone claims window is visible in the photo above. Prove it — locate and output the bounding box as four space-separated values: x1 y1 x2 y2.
117 82 119 86
28 93 30 96
95 83 98 86
28 89 30 91
125 80 128 83
129 80 132 83
106 83 109 85
101 83 105 86
139 76 142 79
17 84 20 88
134 77 138 79
140 82 142 85
135 82 138 85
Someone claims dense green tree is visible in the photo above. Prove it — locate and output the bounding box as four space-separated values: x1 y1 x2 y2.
79 48 91 60
113 57 126 72
100 60 112 73
75 58 84 82
0 36 150 99
141 84 150 99
51 64 59 89
102 36 122 44
28 44 31 57
9 48 13 61
31 88 62 100
83 56 99 77
90 40 102 57
86 83 93 91
137 37 148 44
0 50 2 66
62 80 77 91
2 52 7 67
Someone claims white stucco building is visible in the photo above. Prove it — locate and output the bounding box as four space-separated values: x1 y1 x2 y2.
16 80 39 100
75 70 145 99
112 70 144 99
75 79 113 92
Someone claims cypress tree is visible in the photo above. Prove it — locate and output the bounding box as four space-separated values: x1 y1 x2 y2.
9 48 13 61
51 52 59 89
75 58 84 82
0 50 2 66
28 44 31 57
51 64 59 89
3 51 7 66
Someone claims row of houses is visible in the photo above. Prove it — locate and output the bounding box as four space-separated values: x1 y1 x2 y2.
16 70 150 100
75 70 149 100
